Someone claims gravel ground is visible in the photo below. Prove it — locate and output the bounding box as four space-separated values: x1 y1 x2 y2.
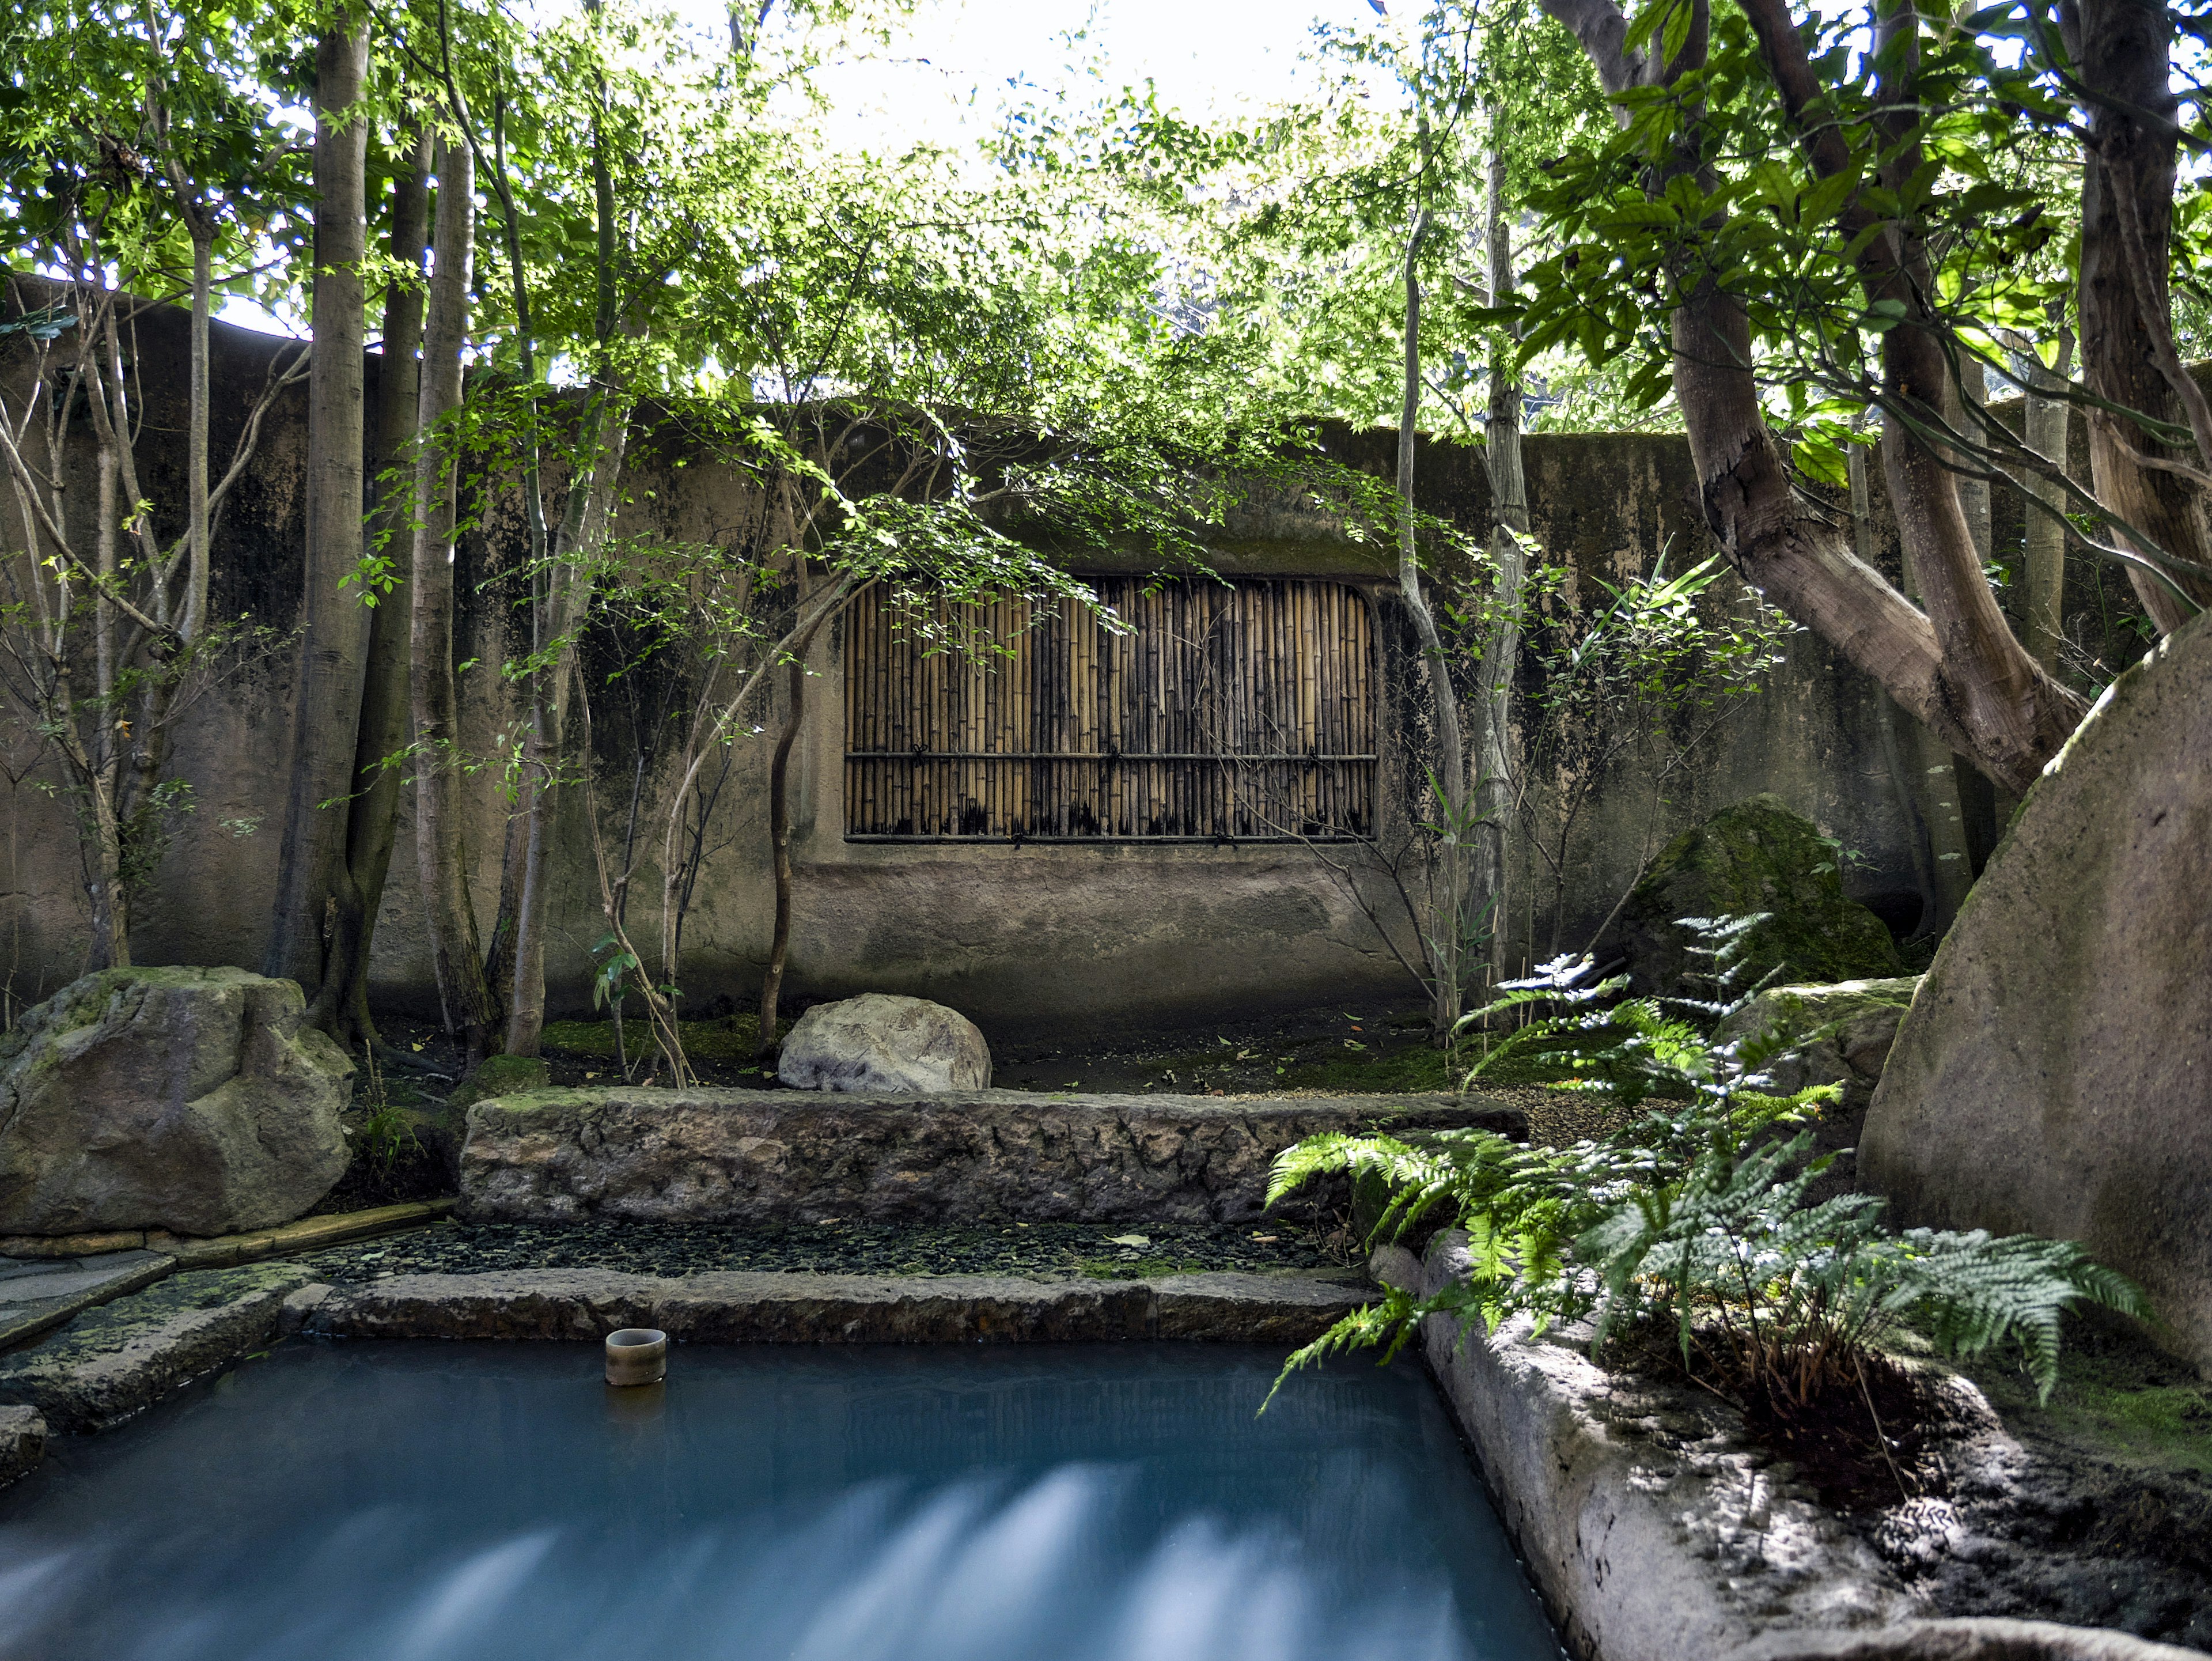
299 1218 1366 1285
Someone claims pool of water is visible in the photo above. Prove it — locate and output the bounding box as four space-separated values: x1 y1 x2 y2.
0 1340 1561 1661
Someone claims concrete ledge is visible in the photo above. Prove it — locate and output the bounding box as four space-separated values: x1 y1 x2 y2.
460 1086 1524 1225
1376 1234 1921 1661
308 1267 1371 1345
0 1250 176 1356
0 1402 43 1488
0 1263 319 1432
1733 1618 2210 1661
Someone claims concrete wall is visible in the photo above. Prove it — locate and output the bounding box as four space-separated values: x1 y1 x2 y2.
2 301 1929 1040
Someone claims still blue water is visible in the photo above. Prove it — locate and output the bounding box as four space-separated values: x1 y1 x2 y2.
0 1340 1561 1661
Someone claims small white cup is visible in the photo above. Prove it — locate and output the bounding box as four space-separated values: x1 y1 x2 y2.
604 1327 668 1387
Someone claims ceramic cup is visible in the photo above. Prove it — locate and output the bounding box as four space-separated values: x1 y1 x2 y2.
604 1327 668 1387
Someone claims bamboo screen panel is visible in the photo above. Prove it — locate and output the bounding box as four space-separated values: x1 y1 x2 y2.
844 578 1377 841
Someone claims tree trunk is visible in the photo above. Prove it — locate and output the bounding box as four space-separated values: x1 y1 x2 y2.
1542 0 2087 796
267 12 371 1002
2072 0 2212 633
1473 131 1528 990
324 126 433 1045
2019 330 2074 674
1395 191 1466 1038
410 135 498 1059
756 648 805 1052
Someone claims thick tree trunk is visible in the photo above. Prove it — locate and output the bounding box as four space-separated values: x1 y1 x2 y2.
1473 134 1527 987
410 136 498 1058
1543 0 2087 796
267 12 371 1002
325 126 433 1045
2071 0 2212 633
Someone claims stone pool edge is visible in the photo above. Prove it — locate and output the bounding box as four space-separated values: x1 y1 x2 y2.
1373 1234 1922 1661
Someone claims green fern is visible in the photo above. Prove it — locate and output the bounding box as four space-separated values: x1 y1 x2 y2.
1266 928 2145 1410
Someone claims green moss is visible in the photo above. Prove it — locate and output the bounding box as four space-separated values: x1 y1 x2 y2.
445 1053 551 1113
1626 794 1903 991
1965 1326 2212 1476
540 1015 782 1062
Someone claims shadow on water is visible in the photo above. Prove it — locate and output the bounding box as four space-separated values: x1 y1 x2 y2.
0 1341 1562 1661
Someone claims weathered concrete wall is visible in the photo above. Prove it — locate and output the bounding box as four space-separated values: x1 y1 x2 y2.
2 299 1929 1038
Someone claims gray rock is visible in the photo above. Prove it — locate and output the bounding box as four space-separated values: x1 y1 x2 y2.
1862 615 2212 1369
1714 977 1922 1199
0 1261 317 1432
1603 794 1904 1002
778 993 993 1092
1731 1618 2209 1661
457 1087 1525 1225
306 1266 1369 1345
1376 1232 1922 1661
0 1403 43 1489
0 1248 175 1354
0 967 353 1236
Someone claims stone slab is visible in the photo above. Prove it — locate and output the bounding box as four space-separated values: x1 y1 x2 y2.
307 1266 1371 1346
1376 1234 1921 1661
0 1262 318 1432
1733 1618 2209 1661
0 1402 43 1488
460 1087 1526 1226
0 1249 175 1355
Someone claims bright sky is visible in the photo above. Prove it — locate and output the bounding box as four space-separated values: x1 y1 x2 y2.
789 0 1380 152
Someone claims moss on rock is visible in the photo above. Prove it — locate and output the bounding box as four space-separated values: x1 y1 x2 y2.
1608 794 1903 1001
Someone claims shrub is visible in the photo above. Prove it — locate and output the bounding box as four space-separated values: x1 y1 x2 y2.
1264 928 2144 1411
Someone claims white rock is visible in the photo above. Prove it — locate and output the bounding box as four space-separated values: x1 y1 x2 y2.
776 994 992 1094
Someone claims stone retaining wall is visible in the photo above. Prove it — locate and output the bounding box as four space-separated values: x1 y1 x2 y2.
458 1088 1524 1226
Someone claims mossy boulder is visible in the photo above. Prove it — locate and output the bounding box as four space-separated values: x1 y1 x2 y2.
0 967 351 1236
445 1053 551 1114
1603 794 1903 1002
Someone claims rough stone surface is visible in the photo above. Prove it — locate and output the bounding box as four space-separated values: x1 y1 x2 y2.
0 967 353 1236
1862 616 2212 1370
777 993 994 1093
0 1248 175 1354
306 1266 1369 1345
0 1403 43 1489
459 1087 1525 1225
1377 1232 1921 1661
1714 977 1922 1199
0 1261 317 1431
1732 1619 2210 1661
1604 795 1904 1001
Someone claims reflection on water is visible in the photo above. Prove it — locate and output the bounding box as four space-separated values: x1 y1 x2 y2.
0 1341 1560 1661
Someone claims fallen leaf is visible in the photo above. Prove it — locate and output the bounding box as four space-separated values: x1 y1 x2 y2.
1104 1233 1151 1248
1251 1234 1278 1243
410 1042 424 1053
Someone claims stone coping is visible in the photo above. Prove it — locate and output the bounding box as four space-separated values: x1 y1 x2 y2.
1380 1236 2199 1661
304 1266 1370 1346
460 1086 1525 1226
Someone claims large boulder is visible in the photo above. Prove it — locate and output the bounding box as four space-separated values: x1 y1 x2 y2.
1713 976 1921 1199
777 994 992 1093
0 967 353 1237
1604 794 1903 1001
1862 615 2212 1368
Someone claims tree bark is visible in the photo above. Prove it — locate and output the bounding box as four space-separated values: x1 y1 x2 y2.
322 126 433 1043
2070 0 2212 633
1472 130 1527 988
1395 186 1467 1036
756 646 806 1051
1540 0 2087 796
2018 330 2075 673
267 11 371 1001
410 135 499 1058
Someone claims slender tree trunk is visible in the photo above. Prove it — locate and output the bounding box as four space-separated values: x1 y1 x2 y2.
410 135 498 1059
756 648 805 1052
267 12 371 1002
2072 0 2212 633
1473 131 1527 992
2019 330 2075 674
1393 184 1466 1036
325 126 433 1045
181 229 211 646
